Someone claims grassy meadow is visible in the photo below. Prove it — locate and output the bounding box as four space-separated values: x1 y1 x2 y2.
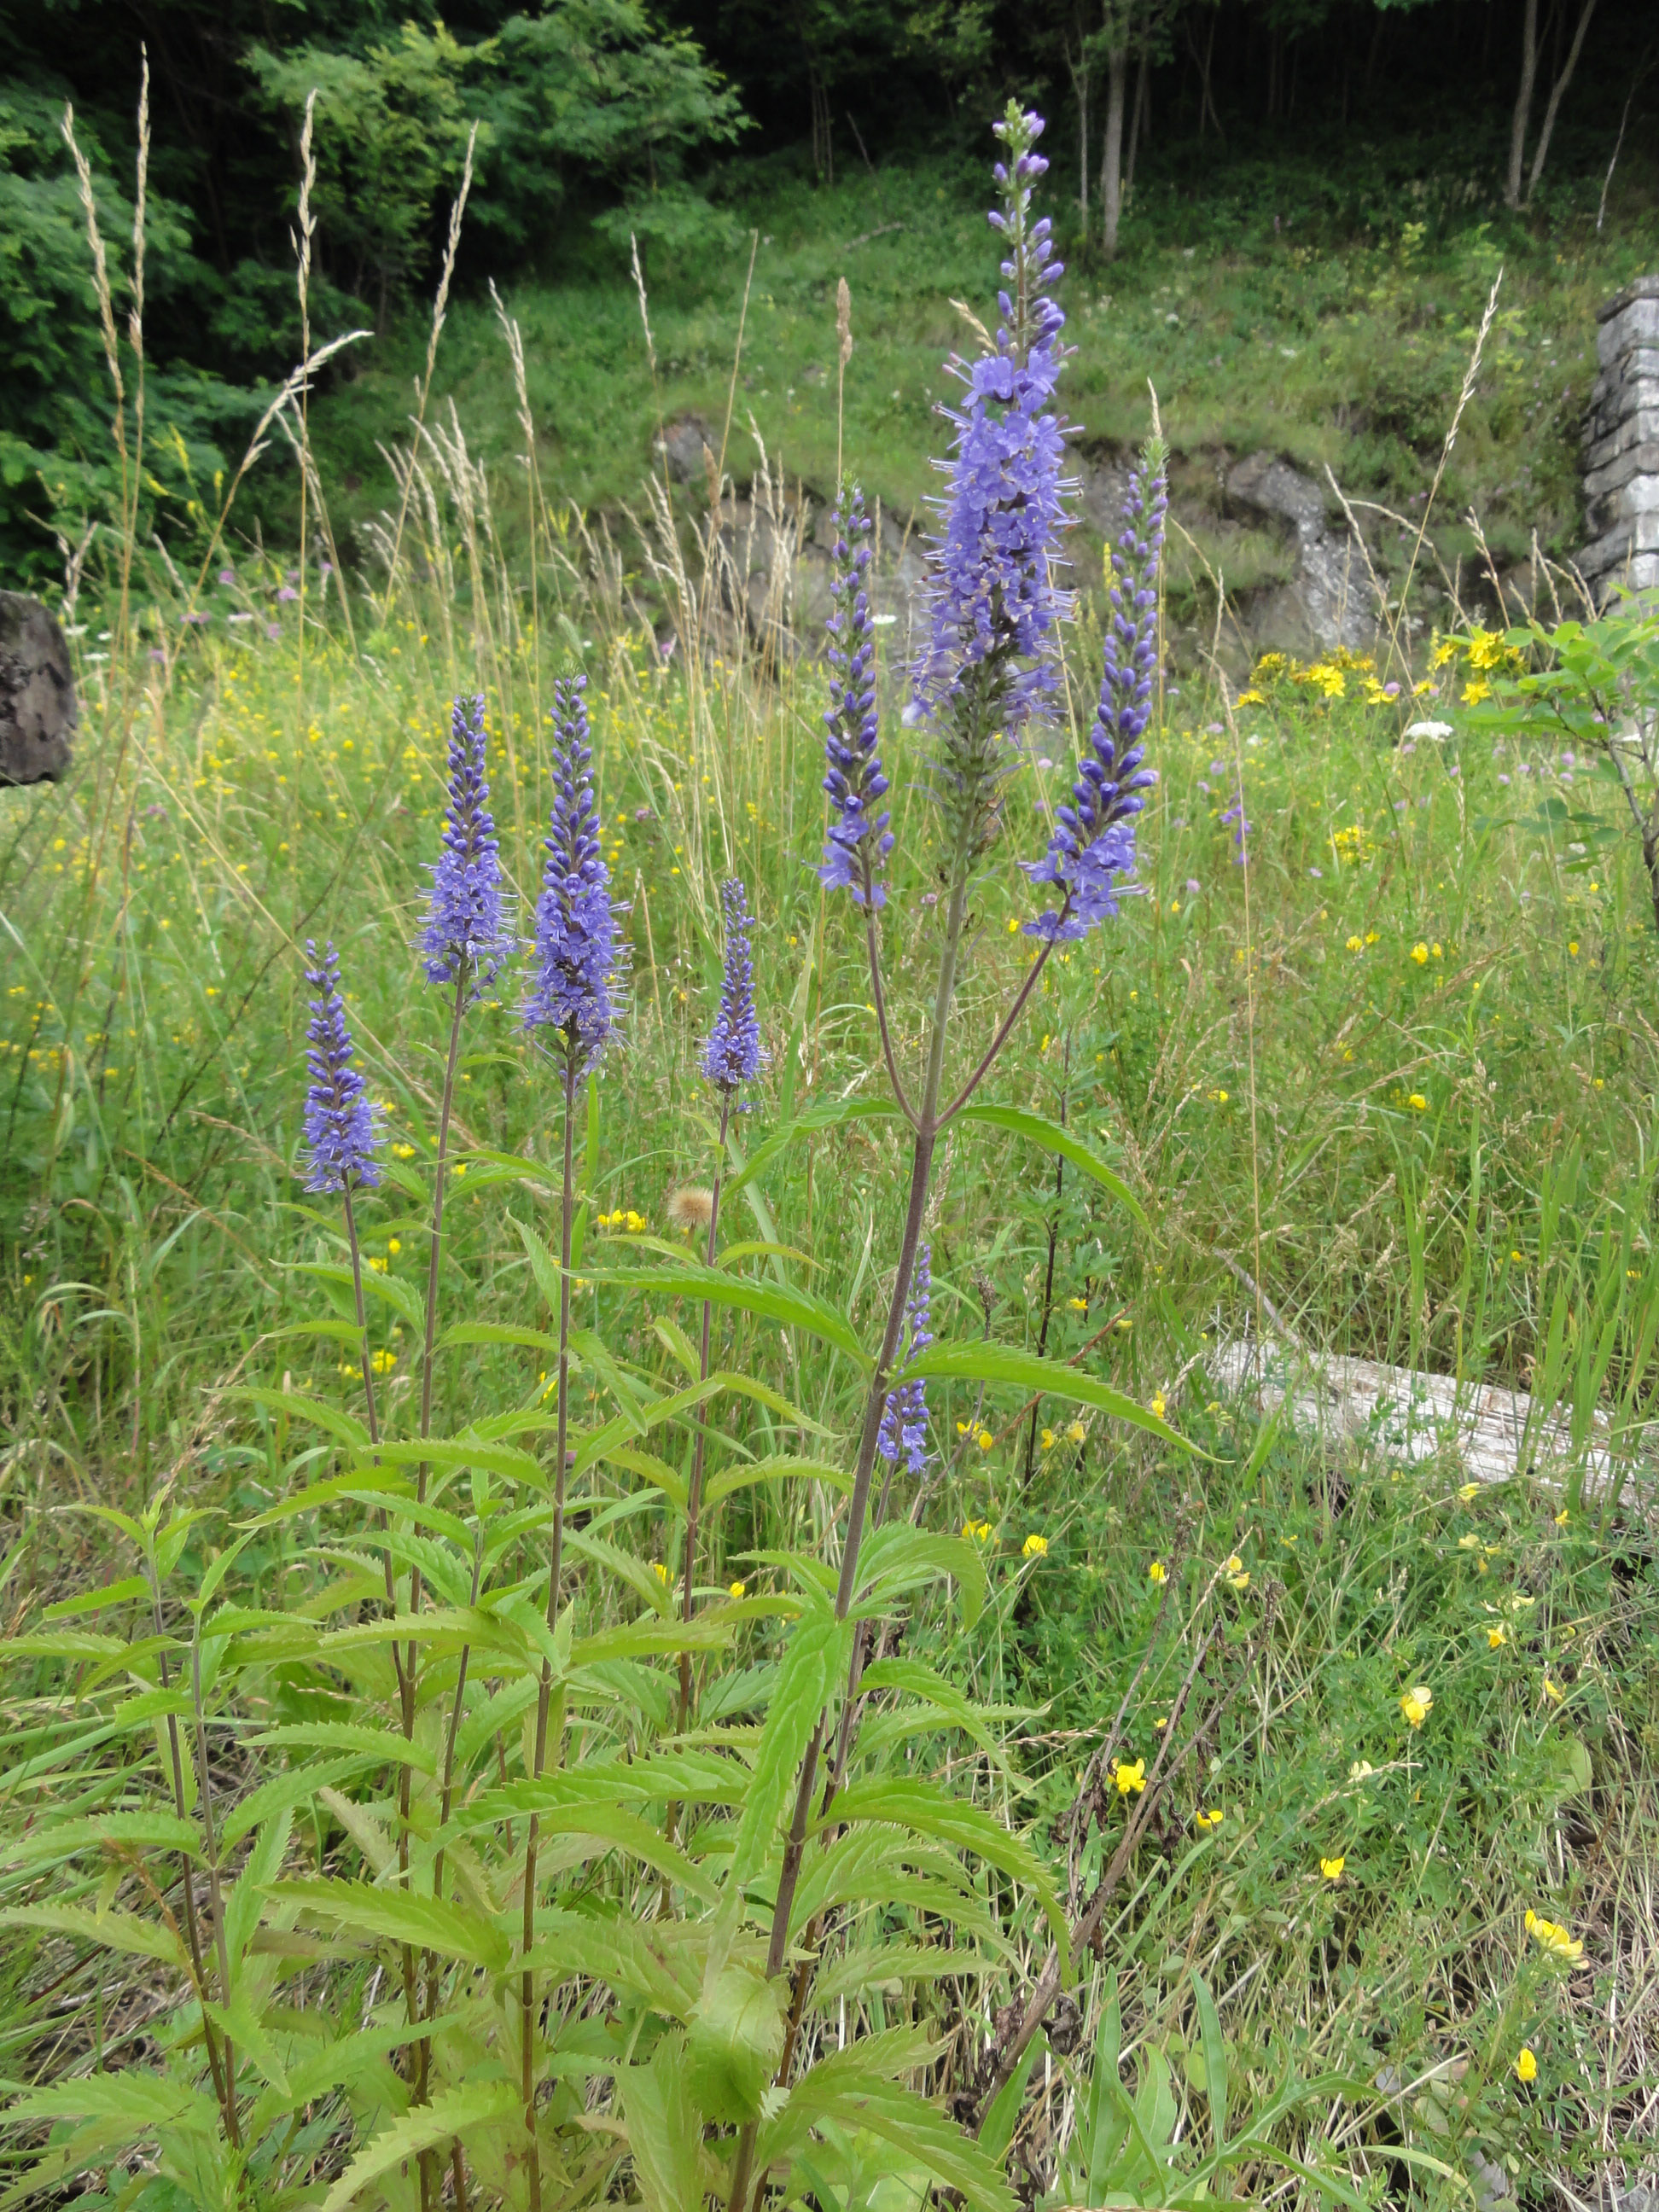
5 525 1659 2202
7 118 1659 2205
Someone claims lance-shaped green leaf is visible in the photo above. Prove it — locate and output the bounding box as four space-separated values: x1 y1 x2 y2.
851 1523 986 1630
0 1905 187 1970
524 1912 696 2019
759 2029 1016 2212
3 2071 222 2139
620 2034 707 2212
729 1605 851 1906
346 1434 543 1484
894 1342 1193 1452
859 1657 1026 1760
956 1103 1144 1224
576 1263 870 1369
319 2082 521 2212
822 1776 1068 1961
247 1723 438 1774
706 1454 852 1506
435 1792 719 1904
271 1879 511 1970
724 1096 903 1195
2 1810 204 1867
241 1387 371 1450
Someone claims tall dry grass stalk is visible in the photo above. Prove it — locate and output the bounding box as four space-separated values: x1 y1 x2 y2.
1380 266 1503 679
375 123 479 625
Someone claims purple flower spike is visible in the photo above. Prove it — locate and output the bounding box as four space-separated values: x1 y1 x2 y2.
911 105 1073 748
704 876 764 1098
301 941 381 1192
422 696 513 991
877 1243 933 1476
1027 459 1166 940
819 486 893 905
524 676 618 1069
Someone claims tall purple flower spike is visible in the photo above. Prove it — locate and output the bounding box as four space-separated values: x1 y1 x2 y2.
1027 460 1167 940
524 676 618 1069
877 1242 933 1476
703 876 764 1097
420 695 514 990
301 940 381 1191
818 486 893 906
911 107 1073 743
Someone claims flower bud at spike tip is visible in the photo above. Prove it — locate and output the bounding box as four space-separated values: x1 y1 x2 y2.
421 695 514 990
301 941 381 1192
524 675 620 1069
703 877 764 1097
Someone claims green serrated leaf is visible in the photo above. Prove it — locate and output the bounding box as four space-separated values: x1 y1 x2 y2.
318 2081 520 2212
957 1103 1144 1225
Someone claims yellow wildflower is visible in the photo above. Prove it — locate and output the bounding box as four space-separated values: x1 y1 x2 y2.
1149 1560 1167 1585
387 1237 402 1254
1348 1761 1374 1783
1542 1676 1564 1705
1022 1533 1049 1559
652 1562 669 1584
1401 1686 1432 1728
976 1428 994 1451
1320 1855 1347 1882
1525 1910 1583 1963
729 1580 747 1598
1066 1419 1086 1445
1458 1481 1479 1501
1487 1627 1507 1649
1195 1807 1224 1830
1412 942 1429 965
1555 1507 1570 1528
1039 1427 1056 1452
1516 2047 1538 2084
1407 1093 1428 1111
1111 1759 1147 1796
1150 1392 1166 1420
370 1349 397 1374
1346 934 1364 952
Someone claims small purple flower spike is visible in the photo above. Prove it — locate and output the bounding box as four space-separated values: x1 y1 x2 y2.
524 677 618 1069
301 941 381 1192
1027 458 1166 940
877 1243 933 1476
421 696 514 991
819 486 893 906
703 877 764 1098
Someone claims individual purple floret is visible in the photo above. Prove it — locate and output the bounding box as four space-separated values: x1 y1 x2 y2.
877 1243 933 1476
524 677 617 1068
1220 784 1251 863
301 940 380 1192
911 107 1073 744
420 695 514 990
818 486 893 905
1027 458 1167 940
703 876 764 1097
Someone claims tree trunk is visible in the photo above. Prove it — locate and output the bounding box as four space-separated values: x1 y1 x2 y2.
1126 39 1149 203
1505 0 1540 207
1190 9 1223 142
1067 32 1091 235
1100 42 1129 255
1524 0 1599 203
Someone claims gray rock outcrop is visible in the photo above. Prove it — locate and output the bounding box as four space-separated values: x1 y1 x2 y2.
1224 451 1373 655
0 593 77 786
1580 275 1659 606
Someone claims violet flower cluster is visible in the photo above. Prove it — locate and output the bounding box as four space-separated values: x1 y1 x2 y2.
911 107 1072 747
877 1243 933 1476
301 940 380 1192
703 876 764 1098
1027 460 1167 940
524 676 618 1069
818 486 892 905
420 695 514 990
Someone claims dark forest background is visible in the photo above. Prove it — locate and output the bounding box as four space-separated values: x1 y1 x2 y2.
3 0 1655 584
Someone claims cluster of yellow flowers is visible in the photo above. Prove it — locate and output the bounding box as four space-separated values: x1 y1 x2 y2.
956 1422 996 1451
1525 1908 1584 1963
1110 1758 1147 1796
1037 1419 1089 1452
962 1517 994 1544
597 1207 647 1233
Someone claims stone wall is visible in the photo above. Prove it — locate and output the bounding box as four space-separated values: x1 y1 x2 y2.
1580 275 1659 607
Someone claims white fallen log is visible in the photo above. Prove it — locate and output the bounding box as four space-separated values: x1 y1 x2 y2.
1206 1337 1647 1497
